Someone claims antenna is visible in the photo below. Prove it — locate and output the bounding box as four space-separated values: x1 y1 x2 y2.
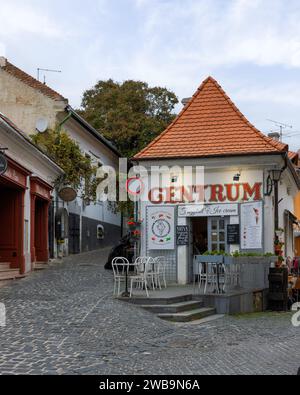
267 119 293 142
37 68 62 84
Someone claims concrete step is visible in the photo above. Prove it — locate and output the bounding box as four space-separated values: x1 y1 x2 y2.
34 263 50 271
0 269 20 281
125 294 193 306
141 300 203 314
158 307 216 322
0 262 11 270
175 314 225 326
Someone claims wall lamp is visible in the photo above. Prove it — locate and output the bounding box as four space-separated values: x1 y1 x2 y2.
233 173 241 182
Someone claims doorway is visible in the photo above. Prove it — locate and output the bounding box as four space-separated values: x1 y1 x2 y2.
191 217 208 255
0 183 24 269
34 198 49 262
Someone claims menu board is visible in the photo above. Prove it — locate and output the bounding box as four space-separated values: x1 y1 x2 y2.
227 224 240 245
176 226 189 246
147 206 175 250
240 201 263 250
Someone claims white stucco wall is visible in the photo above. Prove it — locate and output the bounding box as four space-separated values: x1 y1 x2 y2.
63 118 121 227
137 155 299 284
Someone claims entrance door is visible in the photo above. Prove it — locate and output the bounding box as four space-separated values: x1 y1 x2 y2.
34 198 49 262
0 184 24 269
69 213 80 254
208 217 229 253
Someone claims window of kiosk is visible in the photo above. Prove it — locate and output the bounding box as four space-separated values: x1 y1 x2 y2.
208 217 228 253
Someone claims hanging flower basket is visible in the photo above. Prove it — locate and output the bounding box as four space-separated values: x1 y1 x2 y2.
127 219 143 231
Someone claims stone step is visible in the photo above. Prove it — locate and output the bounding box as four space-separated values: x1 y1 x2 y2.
125 294 193 306
158 307 216 322
141 300 203 314
0 269 20 281
180 314 225 326
0 262 11 270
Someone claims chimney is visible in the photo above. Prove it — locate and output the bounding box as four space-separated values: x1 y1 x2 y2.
181 97 191 107
0 57 7 68
268 132 280 141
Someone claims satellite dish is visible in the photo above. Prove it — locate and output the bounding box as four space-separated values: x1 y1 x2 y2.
36 118 48 133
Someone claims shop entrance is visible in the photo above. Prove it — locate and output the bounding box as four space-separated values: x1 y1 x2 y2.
0 181 24 270
34 198 49 262
191 217 229 254
192 217 208 255
189 216 229 282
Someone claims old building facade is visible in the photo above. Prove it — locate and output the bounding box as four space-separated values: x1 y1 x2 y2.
0 57 121 259
134 77 300 284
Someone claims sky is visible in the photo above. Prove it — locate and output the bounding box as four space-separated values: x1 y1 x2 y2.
1 0 300 150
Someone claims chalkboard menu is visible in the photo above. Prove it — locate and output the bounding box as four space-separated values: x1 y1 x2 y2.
176 226 189 246
227 224 240 245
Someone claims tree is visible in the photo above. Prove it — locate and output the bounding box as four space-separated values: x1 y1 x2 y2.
31 128 98 202
78 79 178 157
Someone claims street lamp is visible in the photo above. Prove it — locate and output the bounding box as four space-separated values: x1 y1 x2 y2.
271 169 282 231
271 169 282 183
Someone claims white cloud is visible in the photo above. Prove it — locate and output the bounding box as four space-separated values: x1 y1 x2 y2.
0 2 65 39
130 0 300 69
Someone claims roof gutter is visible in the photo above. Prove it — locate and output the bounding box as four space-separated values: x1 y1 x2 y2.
65 106 121 157
282 151 300 190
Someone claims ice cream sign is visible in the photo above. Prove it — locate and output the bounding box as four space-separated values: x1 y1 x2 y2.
147 206 175 250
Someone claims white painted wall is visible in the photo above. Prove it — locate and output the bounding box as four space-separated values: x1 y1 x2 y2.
137 155 299 284
63 118 121 228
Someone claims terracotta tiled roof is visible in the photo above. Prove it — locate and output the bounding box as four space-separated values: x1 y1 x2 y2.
288 151 298 160
288 151 299 166
0 58 66 102
134 77 288 160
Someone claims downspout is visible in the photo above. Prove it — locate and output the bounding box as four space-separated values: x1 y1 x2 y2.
274 152 288 231
58 111 72 132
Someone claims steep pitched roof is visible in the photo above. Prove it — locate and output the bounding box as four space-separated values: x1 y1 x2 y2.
288 151 298 161
134 77 288 160
0 58 66 102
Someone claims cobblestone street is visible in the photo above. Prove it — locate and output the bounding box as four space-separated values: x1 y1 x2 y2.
0 248 299 375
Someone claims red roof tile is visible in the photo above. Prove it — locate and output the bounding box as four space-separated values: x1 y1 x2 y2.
0 59 66 102
134 77 288 160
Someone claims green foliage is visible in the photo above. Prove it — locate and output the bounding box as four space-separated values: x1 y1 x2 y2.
78 79 179 157
202 250 276 257
31 128 98 201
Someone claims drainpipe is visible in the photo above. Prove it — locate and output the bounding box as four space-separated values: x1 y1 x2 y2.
58 111 72 132
274 153 288 230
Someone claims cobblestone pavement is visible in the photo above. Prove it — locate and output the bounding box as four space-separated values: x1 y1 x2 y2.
0 248 299 375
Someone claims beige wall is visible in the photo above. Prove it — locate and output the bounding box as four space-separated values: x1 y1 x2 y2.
0 68 66 136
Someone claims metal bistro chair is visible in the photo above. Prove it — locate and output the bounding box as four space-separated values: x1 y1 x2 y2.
133 257 155 290
153 256 168 289
193 255 224 294
129 258 154 298
112 257 129 296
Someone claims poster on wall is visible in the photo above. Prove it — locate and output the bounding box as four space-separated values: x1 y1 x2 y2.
147 206 175 250
240 201 263 250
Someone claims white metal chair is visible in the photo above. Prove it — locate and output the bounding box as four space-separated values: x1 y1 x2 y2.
193 258 207 291
112 257 129 296
205 262 219 294
129 258 153 298
153 256 167 289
